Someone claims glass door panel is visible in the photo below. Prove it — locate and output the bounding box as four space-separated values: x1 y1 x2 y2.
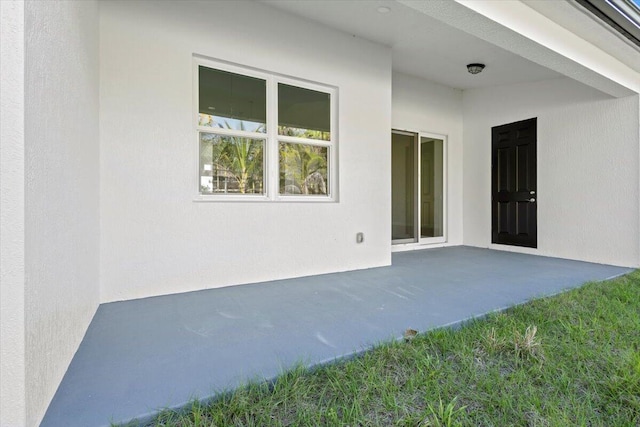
420 137 444 239
391 132 417 242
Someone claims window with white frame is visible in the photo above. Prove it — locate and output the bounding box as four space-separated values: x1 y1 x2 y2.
196 59 336 200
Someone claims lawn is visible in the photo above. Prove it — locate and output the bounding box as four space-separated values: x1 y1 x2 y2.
145 271 640 426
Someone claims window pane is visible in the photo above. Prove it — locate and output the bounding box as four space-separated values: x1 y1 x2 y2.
279 142 328 195
200 133 264 195
420 137 444 238
278 84 330 141
199 66 266 133
391 132 415 241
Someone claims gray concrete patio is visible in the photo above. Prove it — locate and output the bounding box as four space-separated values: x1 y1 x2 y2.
40 246 632 427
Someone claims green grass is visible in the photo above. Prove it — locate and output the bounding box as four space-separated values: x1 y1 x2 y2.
141 271 640 426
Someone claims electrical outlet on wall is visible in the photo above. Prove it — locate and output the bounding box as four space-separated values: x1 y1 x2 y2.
356 232 364 243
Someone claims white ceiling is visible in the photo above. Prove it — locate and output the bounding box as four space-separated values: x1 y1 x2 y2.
261 0 562 90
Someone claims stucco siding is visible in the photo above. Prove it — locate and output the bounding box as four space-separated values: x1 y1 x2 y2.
99 0 392 302
0 1 27 425
463 78 640 267
392 72 464 247
24 0 101 425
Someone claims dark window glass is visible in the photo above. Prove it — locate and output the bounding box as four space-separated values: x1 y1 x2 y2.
199 66 266 133
278 84 330 141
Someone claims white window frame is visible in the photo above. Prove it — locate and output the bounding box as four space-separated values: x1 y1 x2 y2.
192 56 338 202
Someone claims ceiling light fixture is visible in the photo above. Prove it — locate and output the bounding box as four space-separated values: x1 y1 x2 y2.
467 63 485 74
377 6 391 13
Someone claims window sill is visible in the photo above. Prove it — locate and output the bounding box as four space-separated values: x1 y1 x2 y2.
193 194 338 203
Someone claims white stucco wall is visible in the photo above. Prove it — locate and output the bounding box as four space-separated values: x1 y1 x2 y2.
99 0 392 302
1 1 27 425
392 72 464 247
24 1 101 425
463 78 640 267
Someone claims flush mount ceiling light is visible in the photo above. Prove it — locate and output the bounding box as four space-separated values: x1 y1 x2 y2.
467 63 486 74
377 6 391 13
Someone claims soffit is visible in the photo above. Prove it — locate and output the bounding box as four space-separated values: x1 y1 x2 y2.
260 0 561 90
524 0 640 74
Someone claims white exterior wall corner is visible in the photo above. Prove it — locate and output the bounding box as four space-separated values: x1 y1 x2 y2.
24 0 101 425
99 1 392 302
462 78 640 268
391 72 464 246
1 1 27 425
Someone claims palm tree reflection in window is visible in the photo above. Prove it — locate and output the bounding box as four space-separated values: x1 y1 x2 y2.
279 142 328 195
199 123 264 195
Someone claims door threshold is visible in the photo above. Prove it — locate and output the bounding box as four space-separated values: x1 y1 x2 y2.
392 242 450 252
488 243 539 255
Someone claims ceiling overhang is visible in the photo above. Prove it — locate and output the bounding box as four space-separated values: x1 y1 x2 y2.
575 0 640 48
262 0 640 97
399 0 638 97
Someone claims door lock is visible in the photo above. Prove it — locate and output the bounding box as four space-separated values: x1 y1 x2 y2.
530 191 536 195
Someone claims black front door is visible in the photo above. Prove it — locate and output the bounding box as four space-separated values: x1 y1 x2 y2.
491 118 537 248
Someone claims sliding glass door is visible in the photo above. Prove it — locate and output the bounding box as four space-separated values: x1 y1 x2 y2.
392 130 446 246
391 131 416 243
420 136 444 240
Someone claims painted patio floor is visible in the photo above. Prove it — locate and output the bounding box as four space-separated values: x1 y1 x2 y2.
40 246 632 427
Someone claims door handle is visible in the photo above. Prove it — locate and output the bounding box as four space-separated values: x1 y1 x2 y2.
528 198 536 203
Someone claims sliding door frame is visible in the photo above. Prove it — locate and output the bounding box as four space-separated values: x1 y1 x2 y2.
391 129 447 249
418 131 447 245
391 129 419 245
